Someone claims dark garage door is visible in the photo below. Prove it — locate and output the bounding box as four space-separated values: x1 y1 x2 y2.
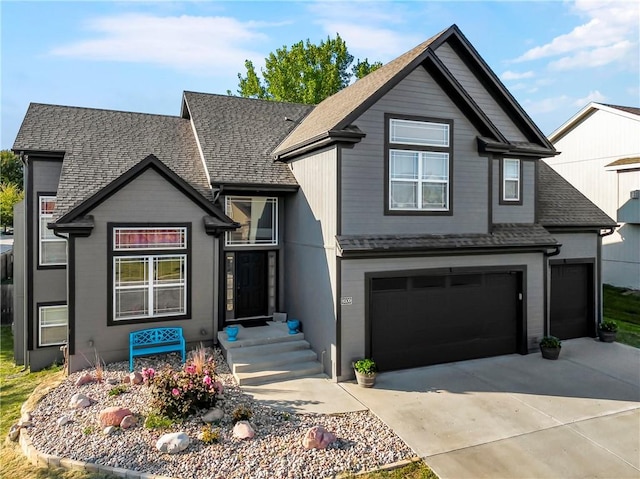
550 263 594 340
370 271 522 372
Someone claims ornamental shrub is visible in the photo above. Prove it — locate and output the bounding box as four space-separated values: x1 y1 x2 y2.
146 359 223 419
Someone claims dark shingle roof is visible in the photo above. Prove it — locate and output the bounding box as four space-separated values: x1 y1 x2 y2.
13 103 212 219
603 104 640 116
337 223 557 256
273 29 447 156
537 162 616 228
183 92 314 186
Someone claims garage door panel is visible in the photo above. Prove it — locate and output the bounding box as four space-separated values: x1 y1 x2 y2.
370 272 520 372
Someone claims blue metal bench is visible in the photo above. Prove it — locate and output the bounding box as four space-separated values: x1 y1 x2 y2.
129 327 186 372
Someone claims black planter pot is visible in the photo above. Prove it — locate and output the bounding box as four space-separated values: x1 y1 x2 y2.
540 345 561 360
598 330 617 343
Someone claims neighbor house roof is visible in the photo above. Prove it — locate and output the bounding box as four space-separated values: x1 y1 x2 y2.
337 223 558 257
537 162 617 228
182 92 314 188
605 157 640 168
549 102 640 143
13 103 212 220
604 104 640 116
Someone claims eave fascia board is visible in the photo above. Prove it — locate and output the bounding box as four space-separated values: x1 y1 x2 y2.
50 216 95 237
338 243 559 259
213 183 300 194
444 28 554 149
12 149 65 160
274 129 364 161
477 137 557 158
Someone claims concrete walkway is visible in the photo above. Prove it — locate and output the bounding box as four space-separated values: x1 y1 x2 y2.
340 338 640 478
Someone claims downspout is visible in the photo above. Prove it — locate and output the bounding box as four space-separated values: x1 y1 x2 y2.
18 152 28 371
52 227 70 373
596 227 616 330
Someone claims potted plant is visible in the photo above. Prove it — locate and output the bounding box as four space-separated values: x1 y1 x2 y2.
539 336 561 360
353 358 377 388
598 320 618 343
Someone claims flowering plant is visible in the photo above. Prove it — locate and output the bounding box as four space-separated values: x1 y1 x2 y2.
146 358 223 419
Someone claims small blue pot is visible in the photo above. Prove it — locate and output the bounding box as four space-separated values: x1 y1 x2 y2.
287 319 300 335
226 325 239 342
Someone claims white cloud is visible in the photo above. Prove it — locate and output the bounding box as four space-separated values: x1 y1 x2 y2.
514 0 639 70
573 90 607 107
501 70 534 81
523 95 571 114
50 13 269 74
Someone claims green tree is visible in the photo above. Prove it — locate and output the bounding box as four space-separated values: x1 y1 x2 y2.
0 150 23 188
0 183 24 232
233 34 382 104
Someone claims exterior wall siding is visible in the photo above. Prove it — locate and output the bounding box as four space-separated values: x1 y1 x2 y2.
492 159 536 223
30 159 66 370
434 43 528 142
341 67 489 236
285 147 338 377
68 169 217 372
339 252 544 381
547 108 640 289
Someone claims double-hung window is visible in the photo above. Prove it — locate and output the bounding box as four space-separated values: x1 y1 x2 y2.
112 226 188 322
502 158 521 203
39 196 66 266
38 304 67 346
388 117 452 212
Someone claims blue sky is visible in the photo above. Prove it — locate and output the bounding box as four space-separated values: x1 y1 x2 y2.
1 0 638 150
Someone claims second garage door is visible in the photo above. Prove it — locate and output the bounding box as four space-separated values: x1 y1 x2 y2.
369 271 522 372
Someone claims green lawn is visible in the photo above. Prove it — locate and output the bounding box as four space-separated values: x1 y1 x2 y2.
0 325 436 478
603 284 640 348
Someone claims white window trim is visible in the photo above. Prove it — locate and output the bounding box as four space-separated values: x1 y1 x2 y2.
113 227 187 251
113 254 187 321
39 195 66 266
38 304 67 347
225 196 278 247
503 158 521 202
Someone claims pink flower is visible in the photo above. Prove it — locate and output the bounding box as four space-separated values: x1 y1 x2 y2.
185 364 196 374
203 375 212 385
172 388 180 396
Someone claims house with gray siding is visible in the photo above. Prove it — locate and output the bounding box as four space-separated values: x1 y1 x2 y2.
12 25 616 380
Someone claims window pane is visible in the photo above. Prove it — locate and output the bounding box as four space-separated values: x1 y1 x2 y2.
41 325 66 345
226 197 277 245
504 180 519 200
41 242 67 264
504 159 520 179
155 257 185 283
391 119 449 146
115 258 148 287
154 286 185 315
39 305 67 346
390 150 418 179
40 197 56 215
41 218 57 239
115 288 148 318
422 153 449 181
422 183 447 208
114 228 186 250
390 182 417 208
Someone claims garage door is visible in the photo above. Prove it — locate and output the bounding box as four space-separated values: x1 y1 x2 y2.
370 271 522 372
550 263 594 340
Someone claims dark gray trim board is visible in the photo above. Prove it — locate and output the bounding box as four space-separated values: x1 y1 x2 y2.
26 158 34 351
106 222 193 327
68 236 76 355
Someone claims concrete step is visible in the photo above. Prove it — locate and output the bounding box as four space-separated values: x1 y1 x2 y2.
227 339 311 363
235 361 324 386
232 348 319 374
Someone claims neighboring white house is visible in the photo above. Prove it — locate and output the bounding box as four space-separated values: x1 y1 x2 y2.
547 103 640 290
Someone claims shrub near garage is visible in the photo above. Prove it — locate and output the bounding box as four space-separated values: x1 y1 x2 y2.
145 358 223 420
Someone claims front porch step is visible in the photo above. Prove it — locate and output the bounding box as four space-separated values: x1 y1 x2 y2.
217 322 324 385
235 361 324 386
232 349 319 374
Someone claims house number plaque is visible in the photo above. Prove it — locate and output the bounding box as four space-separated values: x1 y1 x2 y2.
340 297 353 306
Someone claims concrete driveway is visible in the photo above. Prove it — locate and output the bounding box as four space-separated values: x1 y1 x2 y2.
340 338 640 479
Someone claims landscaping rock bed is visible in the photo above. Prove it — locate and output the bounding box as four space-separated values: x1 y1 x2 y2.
25 349 414 478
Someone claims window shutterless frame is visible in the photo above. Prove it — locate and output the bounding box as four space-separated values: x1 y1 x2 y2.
224 196 278 246
38 302 68 347
384 114 453 216
500 158 523 205
38 195 67 267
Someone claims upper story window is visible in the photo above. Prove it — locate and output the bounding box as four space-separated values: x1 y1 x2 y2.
111 226 189 322
502 158 521 203
387 117 452 213
225 197 278 246
39 196 66 266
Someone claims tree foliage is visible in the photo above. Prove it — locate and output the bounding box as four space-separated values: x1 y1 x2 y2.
0 183 24 231
233 34 382 104
1 150 23 188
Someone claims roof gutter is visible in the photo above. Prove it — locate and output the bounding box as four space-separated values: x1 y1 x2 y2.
599 227 616 237
273 129 365 161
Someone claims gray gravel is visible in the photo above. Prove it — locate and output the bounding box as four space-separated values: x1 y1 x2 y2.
27 349 414 478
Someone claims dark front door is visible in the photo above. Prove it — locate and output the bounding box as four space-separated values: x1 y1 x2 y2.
235 251 268 318
550 263 594 339
370 271 522 372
